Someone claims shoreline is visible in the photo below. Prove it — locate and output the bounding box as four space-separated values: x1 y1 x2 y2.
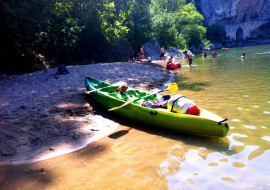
0 61 172 165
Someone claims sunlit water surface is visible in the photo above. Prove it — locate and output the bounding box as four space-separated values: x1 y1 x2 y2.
1 45 270 190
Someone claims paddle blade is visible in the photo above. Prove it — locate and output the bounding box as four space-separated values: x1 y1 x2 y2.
167 83 178 92
108 101 131 111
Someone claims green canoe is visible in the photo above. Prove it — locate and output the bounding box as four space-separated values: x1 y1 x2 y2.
85 77 230 137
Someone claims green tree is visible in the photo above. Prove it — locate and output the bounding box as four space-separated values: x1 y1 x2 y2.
149 1 180 48
124 0 152 53
0 0 209 71
176 3 206 48
75 0 130 62
0 0 49 70
36 0 82 62
149 0 205 49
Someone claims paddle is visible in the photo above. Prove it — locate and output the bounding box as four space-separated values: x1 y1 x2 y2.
108 83 178 111
85 81 127 94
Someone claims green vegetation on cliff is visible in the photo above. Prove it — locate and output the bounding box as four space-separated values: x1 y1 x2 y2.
0 0 206 71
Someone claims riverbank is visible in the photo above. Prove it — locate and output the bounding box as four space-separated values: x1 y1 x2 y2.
0 61 171 165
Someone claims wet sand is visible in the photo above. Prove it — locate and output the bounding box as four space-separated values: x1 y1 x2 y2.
0 61 171 165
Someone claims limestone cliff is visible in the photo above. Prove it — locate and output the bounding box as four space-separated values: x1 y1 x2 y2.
196 0 270 25
195 0 270 40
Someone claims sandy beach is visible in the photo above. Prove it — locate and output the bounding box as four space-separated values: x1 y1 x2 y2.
0 61 172 165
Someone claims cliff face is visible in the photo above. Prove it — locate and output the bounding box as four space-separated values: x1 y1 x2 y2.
196 0 270 25
195 0 270 40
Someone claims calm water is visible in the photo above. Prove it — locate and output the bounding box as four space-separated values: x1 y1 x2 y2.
1 45 270 190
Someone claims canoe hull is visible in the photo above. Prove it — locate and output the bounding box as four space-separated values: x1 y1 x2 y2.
85 77 229 137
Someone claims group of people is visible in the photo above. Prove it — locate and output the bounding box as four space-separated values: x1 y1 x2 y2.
131 45 245 70
138 45 168 61
166 51 194 69
138 45 193 69
203 49 218 58
203 49 246 59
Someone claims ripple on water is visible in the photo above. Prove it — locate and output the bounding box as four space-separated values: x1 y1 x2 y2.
209 162 219 166
232 119 241 122
199 147 207 150
231 133 248 138
232 162 246 168
254 106 259 107
219 158 228 162
243 95 249 97
243 125 256 129
261 136 270 141
261 126 267 128
263 111 270 114
221 177 234 182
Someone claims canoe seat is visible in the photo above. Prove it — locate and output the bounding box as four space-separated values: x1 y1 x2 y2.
108 93 123 99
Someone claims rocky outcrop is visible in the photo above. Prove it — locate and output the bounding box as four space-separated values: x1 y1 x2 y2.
166 47 183 59
249 20 270 38
143 39 184 60
195 0 270 40
143 39 161 60
195 0 270 25
113 38 135 58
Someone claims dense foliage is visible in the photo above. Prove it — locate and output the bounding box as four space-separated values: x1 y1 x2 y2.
149 0 206 49
205 23 227 43
0 0 207 71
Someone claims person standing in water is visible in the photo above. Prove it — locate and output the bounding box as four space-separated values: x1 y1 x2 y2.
184 51 193 67
203 49 207 57
212 49 218 58
240 53 246 59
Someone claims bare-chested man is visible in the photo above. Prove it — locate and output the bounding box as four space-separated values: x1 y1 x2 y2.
212 49 218 58
160 46 166 61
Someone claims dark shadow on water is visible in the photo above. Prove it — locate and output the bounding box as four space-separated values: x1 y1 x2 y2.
0 163 53 190
174 76 210 91
122 118 236 155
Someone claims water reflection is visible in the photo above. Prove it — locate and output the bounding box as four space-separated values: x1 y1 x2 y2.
157 45 270 189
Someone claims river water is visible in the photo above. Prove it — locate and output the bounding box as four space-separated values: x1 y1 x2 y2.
1 45 270 190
